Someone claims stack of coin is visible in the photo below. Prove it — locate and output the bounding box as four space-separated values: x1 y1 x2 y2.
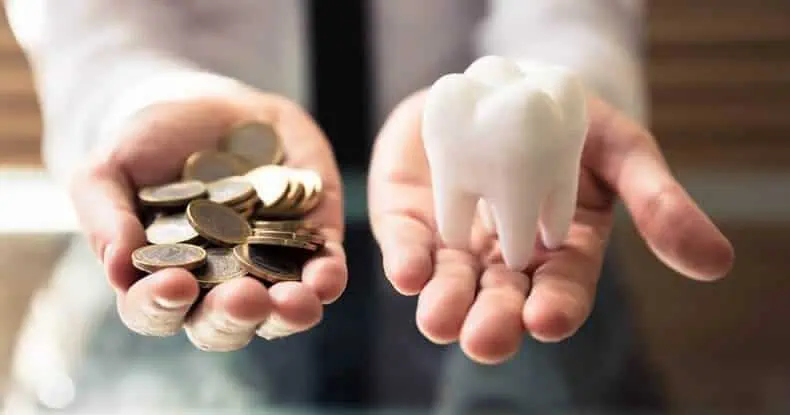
245 165 323 219
235 220 326 284
206 176 260 219
131 121 326 291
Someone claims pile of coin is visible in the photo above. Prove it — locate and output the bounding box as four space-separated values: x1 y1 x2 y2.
131 121 326 291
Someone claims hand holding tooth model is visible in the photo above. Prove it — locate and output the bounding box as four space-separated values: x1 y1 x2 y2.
422 56 588 271
369 54 733 364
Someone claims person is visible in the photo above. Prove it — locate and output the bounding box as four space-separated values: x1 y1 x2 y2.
3 0 734 413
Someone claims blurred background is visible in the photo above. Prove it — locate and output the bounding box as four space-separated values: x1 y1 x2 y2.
1 0 789 413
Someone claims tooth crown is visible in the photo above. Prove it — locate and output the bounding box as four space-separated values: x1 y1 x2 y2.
421 55 588 271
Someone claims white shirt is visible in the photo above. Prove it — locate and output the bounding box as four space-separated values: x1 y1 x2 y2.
5 0 646 181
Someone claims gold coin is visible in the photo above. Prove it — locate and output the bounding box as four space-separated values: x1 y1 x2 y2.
253 206 292 220
293 181 316 214
207 176 255 205
228 194 260 212
233 244 301 283
238 205 256 220
221 121 284 167
145 213 199 245
284 180 306 210
132 243 207 273
182 150 252 182
246 235 319 251
186 199 252 246
296 169 323 213
253 220 315 232
255 175 303 217
138 180 207 208
252 228 311 237
260 182 300 215
192 236 212 249
245 165 291 207
252 228 323 241
194 248 247 288
252 230 326 249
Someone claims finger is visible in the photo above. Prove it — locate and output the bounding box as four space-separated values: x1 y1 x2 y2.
584 98 734 280
184 277 273 351
117 268 200 336
109 99 248 186
70 161 145 292
523 216 608 342
459 264 530 365
368 92 437 295
373 209 436 295
270 96 343 200
300 239 348 304
256 281 322 340
259 99 349 304
415 249 479 344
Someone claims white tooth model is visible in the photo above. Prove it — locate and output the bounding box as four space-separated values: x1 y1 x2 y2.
422 55 588 271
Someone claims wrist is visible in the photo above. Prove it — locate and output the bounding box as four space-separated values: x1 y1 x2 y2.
40 49 255 184
95 65 253 155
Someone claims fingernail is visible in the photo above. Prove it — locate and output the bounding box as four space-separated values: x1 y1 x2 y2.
388 248 428 278
207 310 256 333
183 310 257 352
153 295 193 310
256 315 295 340
384 248 408 277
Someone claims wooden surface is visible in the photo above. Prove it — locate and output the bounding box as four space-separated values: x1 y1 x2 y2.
647 1 790 171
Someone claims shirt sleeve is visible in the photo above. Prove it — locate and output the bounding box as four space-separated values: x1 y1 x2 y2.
476 0 648 122
3 0 299 183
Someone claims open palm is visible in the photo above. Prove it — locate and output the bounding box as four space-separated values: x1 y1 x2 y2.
368 92 734 365
69 88 347 351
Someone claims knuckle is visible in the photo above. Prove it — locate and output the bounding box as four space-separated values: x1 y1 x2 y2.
435 248 478 271
479 269 529 293
638 184 687 242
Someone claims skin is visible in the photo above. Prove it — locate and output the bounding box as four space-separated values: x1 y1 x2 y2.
70 89 348 351
367 91 735 365
69 82 734 363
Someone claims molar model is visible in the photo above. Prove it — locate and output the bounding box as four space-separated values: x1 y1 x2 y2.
421 55 588 271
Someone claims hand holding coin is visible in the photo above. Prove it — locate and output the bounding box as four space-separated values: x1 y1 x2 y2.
69 90 348 352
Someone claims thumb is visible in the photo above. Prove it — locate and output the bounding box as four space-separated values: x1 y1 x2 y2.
69 158 146 292
584 97 734 280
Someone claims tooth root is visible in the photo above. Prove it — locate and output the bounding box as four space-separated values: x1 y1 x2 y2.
432 184 478 250
477 199 496 234
422 73 485 250
539 173 579 249
490 184 544 272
